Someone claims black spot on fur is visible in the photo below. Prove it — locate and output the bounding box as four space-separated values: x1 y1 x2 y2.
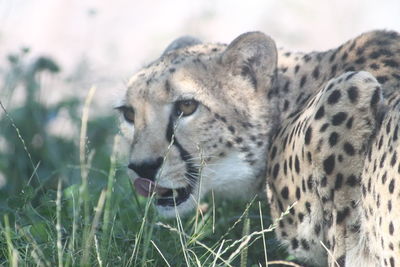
332 112 348 126
329 52 337 62
343 142 355 156
347 86 358 103
307 152 312 164
294 65 300 74
335 173 343 189
298 213 304 222
383 59 399 68
241 65 257 89
390 257 395 267
386 118 392 134
283 80 290 92
345 72 357 81
303 54 312 62
305 202 311 213
331 64 337 76
271 146 277 160
328 90 341 104
355 57 365 64
305 126 312 145
326 82 335 91
369 63 380 70
272 163 280 179
315 106 325 120
314 224 321 235
329 132 339 147
377 76 388 84
336 255 346 267
389 222 394 235
320 123 329 133
393 73 400 81
295 187 301 200
336 207 350 224
301 239 310 250
307 175 313 190
323 154 335 175
382 171 387 184
281 187 289 199
295 155 300 174
369 49 393 59
390 151 397 167
346 175 358 187
389 179 395 193
283 100 290 111
341 52 348 61
300 75 307 88
346 117 354 129
291 238 299 249
312 66 320 79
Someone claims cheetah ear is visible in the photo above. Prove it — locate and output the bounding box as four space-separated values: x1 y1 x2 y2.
222 32 277 92
162 36 202 55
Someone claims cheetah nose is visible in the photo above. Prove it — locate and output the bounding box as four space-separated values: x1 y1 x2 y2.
128 157 163 180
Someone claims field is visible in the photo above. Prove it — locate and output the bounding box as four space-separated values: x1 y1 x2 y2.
0 48 295 266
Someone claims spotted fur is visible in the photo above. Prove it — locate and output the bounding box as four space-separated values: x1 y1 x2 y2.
119 30 400 266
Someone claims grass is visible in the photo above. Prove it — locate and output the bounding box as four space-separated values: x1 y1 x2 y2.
0 48 298 266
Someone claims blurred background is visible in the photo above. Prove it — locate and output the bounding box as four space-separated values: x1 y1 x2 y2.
1 0 400 199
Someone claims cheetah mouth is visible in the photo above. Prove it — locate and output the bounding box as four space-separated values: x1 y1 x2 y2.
133 178 191 206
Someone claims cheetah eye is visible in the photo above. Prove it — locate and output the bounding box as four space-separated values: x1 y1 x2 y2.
117 106 135 124
175 99 198 117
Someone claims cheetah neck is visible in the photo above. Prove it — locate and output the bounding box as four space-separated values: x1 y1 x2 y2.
274 48 341 121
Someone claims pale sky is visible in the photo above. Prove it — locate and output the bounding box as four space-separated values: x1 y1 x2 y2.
0 0 399 107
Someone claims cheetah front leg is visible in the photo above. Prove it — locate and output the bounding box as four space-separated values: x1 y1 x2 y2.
356 94 400 267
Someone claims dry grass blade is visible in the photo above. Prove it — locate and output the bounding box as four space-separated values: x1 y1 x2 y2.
267 260 304 267
212 239 225 267
79 86 96 182
222 202 296 263
81 190 106 265
79 85 96 255
150 240 171 267
258 201 268 267
320 240 340 267
56 179 63 267
102 134 120 256
0 100 39 185
94 235 103 267
3 215 18 267
240 213 250 267
174 199 191 266
17 224 50 267
156 222 234 267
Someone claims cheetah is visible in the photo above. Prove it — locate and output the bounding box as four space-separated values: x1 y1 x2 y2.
117 30 400 266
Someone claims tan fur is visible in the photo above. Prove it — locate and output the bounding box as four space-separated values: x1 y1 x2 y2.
120 30 400 266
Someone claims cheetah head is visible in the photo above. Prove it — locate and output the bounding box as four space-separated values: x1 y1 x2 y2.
118 32 279 217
